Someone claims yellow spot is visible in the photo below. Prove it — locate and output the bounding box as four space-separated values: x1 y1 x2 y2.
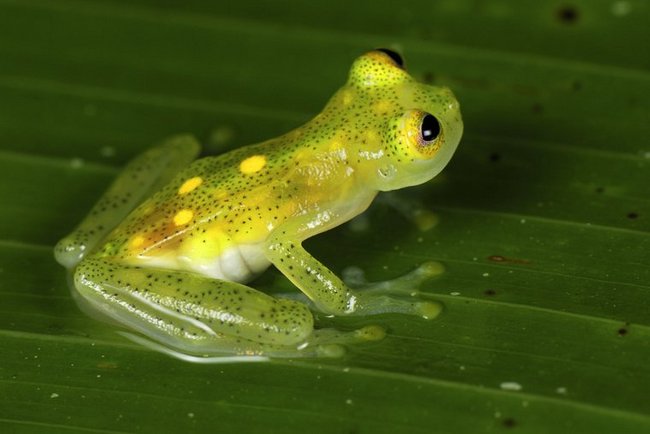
129 235 145 249
178 176 203 195
240 155 267 174
173 209 194 226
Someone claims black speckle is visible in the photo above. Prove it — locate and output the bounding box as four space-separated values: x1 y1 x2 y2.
531 103 543 114
484 289 497 296
594 186 605 194
557 5 579 24
502 417 517 428
627 212 639 219
572 80 582 91
618 327 628 336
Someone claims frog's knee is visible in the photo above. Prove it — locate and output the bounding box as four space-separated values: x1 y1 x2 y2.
267 299 314 346
54 235 89 268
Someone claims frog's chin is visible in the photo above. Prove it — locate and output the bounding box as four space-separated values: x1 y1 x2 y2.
375 151 458 191
376 166 437 191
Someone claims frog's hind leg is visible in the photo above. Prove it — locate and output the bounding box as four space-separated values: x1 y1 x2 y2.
55 135 200 268
73 258 365 358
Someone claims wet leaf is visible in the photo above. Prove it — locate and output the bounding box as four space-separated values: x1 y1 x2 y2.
1 0 649 432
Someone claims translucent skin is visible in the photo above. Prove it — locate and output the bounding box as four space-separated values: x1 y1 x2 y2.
54 50 463 359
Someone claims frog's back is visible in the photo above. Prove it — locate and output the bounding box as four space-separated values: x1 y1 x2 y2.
97 142 283 248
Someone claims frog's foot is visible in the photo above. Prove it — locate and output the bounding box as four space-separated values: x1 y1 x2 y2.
376 191 440 232
343 261 445 293
343 262 444 319
302 261 440 319
294 325 386 358
274 256 445 320
176 325 386 359
120 325 384 361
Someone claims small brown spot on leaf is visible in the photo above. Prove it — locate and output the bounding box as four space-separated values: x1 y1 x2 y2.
489 255 531 265
618 323 630 336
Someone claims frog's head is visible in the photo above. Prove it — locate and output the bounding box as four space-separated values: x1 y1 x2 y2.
339 49 463 191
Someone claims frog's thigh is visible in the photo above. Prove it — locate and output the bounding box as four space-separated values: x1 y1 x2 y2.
74 258 314 350
55 135 201 269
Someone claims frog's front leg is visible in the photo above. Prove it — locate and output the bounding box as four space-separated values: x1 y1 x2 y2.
264 218 441 319
55 135 200 268
73 258 375 358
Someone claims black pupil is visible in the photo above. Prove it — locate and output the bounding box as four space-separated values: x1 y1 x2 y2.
376 48 404 67
421 114 441 142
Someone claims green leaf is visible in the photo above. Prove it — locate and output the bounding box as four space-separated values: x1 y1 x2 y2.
1 0 649 432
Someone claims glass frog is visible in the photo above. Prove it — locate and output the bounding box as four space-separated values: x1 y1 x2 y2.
54 49 463 360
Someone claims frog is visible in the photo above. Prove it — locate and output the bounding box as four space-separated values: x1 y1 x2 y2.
54 49 463 360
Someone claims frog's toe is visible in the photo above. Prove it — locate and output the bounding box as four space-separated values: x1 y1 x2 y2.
354 325 386 341
415 300 443 320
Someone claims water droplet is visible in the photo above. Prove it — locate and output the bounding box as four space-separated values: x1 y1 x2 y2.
500 382 522 391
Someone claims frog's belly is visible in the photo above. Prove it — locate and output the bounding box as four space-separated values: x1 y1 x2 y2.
138 243 271 284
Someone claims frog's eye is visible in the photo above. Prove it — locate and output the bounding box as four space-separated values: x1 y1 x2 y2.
400 110 444 159
420 114 441 143
375 48 405 69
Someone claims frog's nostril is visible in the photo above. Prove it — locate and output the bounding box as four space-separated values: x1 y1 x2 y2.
375 48 404 68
